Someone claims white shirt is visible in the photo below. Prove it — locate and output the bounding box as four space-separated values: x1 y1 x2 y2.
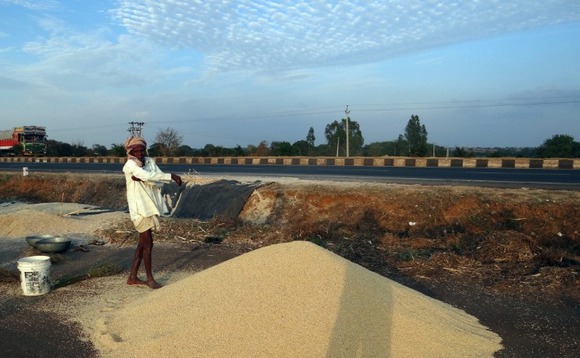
122 157 172 221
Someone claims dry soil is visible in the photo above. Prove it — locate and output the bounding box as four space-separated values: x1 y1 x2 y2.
0 172 578 357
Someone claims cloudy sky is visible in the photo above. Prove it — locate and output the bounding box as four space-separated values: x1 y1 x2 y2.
1 0 579 150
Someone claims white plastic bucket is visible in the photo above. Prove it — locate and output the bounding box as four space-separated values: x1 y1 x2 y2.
17 256 51 296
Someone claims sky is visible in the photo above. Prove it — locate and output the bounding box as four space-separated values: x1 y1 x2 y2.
1 0 579 150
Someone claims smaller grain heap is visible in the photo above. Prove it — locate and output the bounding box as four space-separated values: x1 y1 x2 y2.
96 241 502 357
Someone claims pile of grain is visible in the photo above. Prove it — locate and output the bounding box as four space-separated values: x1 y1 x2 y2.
95 241 502 357
0 203 125 239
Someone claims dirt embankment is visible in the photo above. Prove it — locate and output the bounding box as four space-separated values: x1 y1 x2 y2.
0 172 578 304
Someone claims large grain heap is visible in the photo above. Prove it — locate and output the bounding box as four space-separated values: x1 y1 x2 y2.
95 241 502 357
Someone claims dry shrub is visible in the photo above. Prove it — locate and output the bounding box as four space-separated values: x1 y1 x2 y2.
475 231 536 264
0 173 128 209
402 251 482 278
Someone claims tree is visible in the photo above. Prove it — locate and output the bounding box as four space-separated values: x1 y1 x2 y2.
46 139 73 156
201 144 230 157
292 140 310 156
255 141 270 156
306 127 315 155
70 140 88 157
147 143 163 157
404 115 428 157
325 118 364 156
232 145 246 157
177 145 197 156
246 144 257 156
210 145 228 156
90 144 108 157
394 134 407 156
325 120 341 155
536 134 579 158
315 143 332 156
453 147 468 157
109 143 126 157
363 141 395 156
271 141 294 156
154 127 183 157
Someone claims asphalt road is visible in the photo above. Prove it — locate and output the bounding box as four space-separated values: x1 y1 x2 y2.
0 161 579 190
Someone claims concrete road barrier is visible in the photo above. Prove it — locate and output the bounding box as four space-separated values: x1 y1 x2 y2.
1 156 578 169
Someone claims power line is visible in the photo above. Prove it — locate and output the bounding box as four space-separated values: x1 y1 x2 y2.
354 99 580 113
147 96 580 124
45 95 580 139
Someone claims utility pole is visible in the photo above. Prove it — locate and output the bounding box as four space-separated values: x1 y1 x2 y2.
128 122 145 137
345 105 350 157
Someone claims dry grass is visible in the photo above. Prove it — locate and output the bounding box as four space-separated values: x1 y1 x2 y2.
1 172 578 303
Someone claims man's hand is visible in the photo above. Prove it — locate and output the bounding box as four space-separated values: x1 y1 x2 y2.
171 174 182 186
131 175 142 182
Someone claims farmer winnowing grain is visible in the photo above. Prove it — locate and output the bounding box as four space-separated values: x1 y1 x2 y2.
123 136 182 289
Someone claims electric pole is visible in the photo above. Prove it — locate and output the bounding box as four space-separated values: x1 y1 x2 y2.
345 105 350 157
128 122 145 137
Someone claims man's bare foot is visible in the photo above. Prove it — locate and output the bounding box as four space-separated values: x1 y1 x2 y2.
147 279 162 289
127 277 147 286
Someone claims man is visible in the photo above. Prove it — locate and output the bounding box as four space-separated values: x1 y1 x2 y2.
123 136 182 289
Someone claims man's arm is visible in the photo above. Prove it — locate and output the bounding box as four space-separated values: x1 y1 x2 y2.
132 171 181 186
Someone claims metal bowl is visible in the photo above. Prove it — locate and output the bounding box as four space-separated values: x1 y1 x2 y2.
25 234 57 248
35 237 72 253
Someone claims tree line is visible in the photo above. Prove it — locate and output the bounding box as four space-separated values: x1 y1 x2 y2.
45 115 579 158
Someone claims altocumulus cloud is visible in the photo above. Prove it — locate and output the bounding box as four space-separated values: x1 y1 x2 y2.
2 0 59 10
112 0 580 74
